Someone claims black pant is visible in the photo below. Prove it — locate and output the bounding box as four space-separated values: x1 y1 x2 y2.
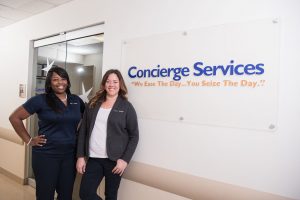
79 158 122 200
32 151 76 200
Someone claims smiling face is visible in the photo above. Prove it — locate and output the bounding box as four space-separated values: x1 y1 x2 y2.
105 73 120 98
50 72 68 94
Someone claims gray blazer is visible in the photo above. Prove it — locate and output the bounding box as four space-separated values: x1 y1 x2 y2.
77 96 139 163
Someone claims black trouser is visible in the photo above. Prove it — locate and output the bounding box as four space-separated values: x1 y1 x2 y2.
79 158 122 200
32 151 76 200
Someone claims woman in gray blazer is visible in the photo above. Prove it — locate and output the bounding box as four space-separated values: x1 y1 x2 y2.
76 69 139 200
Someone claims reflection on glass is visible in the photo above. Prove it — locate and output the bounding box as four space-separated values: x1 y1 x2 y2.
36 42 67 94
35 34 103 98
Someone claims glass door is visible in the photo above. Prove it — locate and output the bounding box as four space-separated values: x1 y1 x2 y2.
28 26 104 199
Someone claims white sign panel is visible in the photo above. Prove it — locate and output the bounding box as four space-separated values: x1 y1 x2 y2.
121 19 279 131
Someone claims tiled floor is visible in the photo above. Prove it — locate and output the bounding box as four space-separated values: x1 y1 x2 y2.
0 173 35 200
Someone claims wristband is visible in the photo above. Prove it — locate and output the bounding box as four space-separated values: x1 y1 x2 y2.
26 138 32 146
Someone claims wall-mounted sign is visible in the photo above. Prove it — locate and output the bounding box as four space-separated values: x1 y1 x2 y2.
121 19 279 131
19 84 26 98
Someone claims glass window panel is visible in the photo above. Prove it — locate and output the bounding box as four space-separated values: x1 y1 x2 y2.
29 33 104 186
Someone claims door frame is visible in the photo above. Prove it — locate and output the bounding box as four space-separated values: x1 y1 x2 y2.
26 23 105 187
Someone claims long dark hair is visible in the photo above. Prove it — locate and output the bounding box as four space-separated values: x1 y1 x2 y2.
45 66 71 112
89 69 127 108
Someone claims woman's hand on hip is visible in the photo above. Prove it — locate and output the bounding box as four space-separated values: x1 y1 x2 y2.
76 157 86 174
30 135 47 146
112 159 128 176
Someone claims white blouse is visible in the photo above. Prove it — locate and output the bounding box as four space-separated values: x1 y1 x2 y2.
89 107 111 158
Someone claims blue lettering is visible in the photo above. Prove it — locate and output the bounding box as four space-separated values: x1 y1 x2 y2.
160 68 168 77
128 60 265 80
128 66 137 78
193 62 204 76
234 64 244 75
203 66 213 76
255 63 264 74
244 64 256 75
173 68 182 81
181 67 190 77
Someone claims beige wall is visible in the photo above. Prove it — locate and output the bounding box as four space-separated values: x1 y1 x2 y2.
0 127 26 180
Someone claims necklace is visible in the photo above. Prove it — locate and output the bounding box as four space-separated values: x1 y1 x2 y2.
60 94 68 102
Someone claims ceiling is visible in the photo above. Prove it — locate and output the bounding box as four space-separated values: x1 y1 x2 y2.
0 0 104 64
0 0 74 29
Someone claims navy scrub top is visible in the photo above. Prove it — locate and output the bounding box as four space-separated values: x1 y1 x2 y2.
23 93 85 154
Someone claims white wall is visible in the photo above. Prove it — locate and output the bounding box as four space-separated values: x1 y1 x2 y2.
0 0 299 199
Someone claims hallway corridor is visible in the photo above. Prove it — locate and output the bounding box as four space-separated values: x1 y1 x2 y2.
0 173 35 200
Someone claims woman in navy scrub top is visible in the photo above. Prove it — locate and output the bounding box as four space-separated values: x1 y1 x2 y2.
9 66 85 200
